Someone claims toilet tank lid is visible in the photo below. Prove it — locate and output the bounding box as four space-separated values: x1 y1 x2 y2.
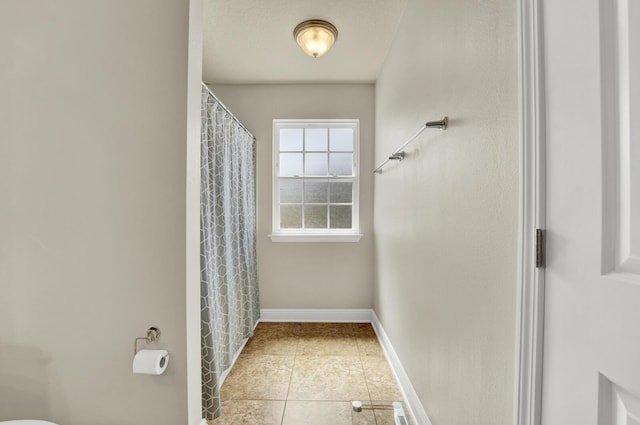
0 421 59 425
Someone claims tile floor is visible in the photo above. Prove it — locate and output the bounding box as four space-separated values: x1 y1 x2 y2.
209 322 408 425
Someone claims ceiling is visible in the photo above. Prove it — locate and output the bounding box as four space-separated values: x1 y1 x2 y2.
202 0 407 84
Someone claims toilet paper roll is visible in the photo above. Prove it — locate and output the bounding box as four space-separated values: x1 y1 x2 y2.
133 349 169 375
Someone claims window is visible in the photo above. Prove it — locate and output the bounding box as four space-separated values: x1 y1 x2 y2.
270 119 361 242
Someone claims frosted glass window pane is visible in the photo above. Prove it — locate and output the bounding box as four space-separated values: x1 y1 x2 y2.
281 205 302 228
280 181 302 203
329 153 353 176
305 128 328 151
280 153 303 176
330 182 352 203
330 205 352 229
280 129 303 151
305 153 328 176
305 206 328 228
304 181 328 203
330 128 353 151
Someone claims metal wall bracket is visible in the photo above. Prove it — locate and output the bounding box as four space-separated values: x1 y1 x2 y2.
134 326 161 354
425 116 448 130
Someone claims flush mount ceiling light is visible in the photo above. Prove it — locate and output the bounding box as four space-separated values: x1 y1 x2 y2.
293 19 338 58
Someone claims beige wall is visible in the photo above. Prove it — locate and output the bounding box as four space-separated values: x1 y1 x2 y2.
210 85 375 309
0 1 194 424
373 0 518 423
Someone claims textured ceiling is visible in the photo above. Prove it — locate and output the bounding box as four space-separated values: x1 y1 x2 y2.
203 0 407 84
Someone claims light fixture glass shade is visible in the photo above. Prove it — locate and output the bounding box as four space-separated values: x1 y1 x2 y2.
294 20 338 58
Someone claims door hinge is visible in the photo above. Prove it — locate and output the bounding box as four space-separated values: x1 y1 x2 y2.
535 228 545 268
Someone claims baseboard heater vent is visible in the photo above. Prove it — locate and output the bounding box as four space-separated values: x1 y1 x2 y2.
393 401 408 425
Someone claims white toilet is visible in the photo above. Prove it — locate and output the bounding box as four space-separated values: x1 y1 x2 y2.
0 421 58 424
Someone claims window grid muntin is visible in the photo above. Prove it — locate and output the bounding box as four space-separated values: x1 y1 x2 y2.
278 149 355 177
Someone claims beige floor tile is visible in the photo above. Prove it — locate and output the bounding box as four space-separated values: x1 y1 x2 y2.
244 323 299 355
356 337 385 357
288 355 369 401
297 322 355 337
297 336 359 356
373 408 397 425
254 322 300 336
352 408 379 425
361 356 403 401
352 323 376 337
282 400 376 425
220 354 294 400
351 323 384 357
210 399 285 425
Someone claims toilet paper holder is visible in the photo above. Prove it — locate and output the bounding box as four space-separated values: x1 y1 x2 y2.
134 327 161 354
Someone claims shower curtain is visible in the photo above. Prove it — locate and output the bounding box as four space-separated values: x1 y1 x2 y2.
200 85 260 419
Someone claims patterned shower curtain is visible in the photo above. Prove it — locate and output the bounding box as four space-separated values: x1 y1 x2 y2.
200 85 260 420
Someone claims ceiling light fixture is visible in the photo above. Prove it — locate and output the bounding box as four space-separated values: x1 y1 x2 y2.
293 19 338 58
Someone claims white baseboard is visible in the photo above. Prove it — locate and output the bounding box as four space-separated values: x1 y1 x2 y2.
260 308 374 322
258 308 431 425
370 311 433 425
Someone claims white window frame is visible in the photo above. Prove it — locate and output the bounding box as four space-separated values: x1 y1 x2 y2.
269 119 362 242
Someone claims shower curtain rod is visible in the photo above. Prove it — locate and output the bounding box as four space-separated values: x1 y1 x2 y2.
202 83 256 141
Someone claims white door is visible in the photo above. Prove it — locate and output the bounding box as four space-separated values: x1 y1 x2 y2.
542 0 640 423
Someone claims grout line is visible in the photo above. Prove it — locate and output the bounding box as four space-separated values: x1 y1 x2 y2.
356 323 379 425
280 327 300 425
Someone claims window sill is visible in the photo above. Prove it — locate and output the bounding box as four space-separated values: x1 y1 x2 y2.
268 233 363 243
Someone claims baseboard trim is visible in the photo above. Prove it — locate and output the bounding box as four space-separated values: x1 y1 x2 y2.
260 308 374 322
370 311 433 425
258 308 431 425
